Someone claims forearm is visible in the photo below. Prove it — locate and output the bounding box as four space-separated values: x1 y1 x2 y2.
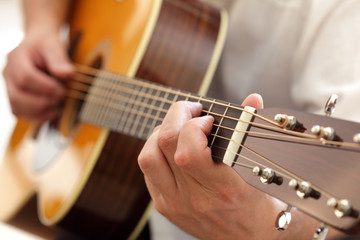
22 0 72 35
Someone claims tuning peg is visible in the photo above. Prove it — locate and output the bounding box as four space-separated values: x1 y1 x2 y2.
275 205 292 231
327 198 359 218
252 166 283 185
324 94 338 117
353 133 360 144
311 125 336 141
289 179 321 199
274 114 306 132
313 223 328 240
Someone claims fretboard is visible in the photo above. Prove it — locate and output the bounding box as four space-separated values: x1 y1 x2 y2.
77 69 252 162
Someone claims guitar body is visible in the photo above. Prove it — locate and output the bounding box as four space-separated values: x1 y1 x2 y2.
0 0 226 239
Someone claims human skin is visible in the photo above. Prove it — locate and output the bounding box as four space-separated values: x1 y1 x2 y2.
2 0 73 123
138 93 344 240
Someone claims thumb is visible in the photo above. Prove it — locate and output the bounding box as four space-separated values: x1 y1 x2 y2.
241 93 264 109
43 39 74 79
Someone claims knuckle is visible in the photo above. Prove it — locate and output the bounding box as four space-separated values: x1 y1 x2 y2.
190 196 207 215
8 96 21 115
15 74 28 89
170 101 187 110
137 151 152 172
174 147 193 169
153 200 167 216
157 126 178 151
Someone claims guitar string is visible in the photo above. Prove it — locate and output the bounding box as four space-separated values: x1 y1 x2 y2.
72 83 355 152
74 64 280 125
66 66 355 202
73 65 360 148
69 81 313 145
70 82 355 150
69 74 292 139
210 143 335 200
70 82 338 201
69 69 360 148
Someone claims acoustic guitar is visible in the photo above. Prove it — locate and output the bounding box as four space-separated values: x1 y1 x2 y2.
0 0 227 239
1 0 360 239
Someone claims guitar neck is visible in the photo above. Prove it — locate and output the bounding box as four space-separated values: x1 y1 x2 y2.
69 65 360 234
73 65 250 143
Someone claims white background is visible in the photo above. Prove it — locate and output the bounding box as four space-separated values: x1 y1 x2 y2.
0 0 42 239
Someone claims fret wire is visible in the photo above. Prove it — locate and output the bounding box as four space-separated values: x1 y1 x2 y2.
116 82 135 132
74 87 360 148
74 73 174 118
99 72 113 125
77 87 360 150
77 78 171 131
122 84 143 133
207 98 215 116
74 69 268 127
74 72 280 133
97 73 116 126
74 88 360 172
73 85 336 147
138 88 162 138
147 89 171 138
74 67 267 128
91 77 106 125
73 71 324 186
209 101 230 149
72 69 360 148
102 72 121 128
146 90 177 138
130 86 152 137
79 91 163 130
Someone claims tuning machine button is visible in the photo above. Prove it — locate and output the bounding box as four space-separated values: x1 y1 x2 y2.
289 180 321 199
313 223 328 240
327 198 359 218
324 94 338 117
353 133 360 144
274 114 306 132
252 166 283 185
275 205 292 231
311 125 335 141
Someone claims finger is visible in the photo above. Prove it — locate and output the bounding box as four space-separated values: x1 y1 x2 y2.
4 51 67 102
138 129 177 194
23 57 67 99
174 115 214 170
42 39 74 79
175 115 239 189
241 93 263 109
6 81 59 122
157 101 202 166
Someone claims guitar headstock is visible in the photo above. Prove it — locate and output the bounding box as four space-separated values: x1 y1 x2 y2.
231 106 360 234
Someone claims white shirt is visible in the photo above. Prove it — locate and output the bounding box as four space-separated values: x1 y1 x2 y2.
152 0 360 239
209 0 360 122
